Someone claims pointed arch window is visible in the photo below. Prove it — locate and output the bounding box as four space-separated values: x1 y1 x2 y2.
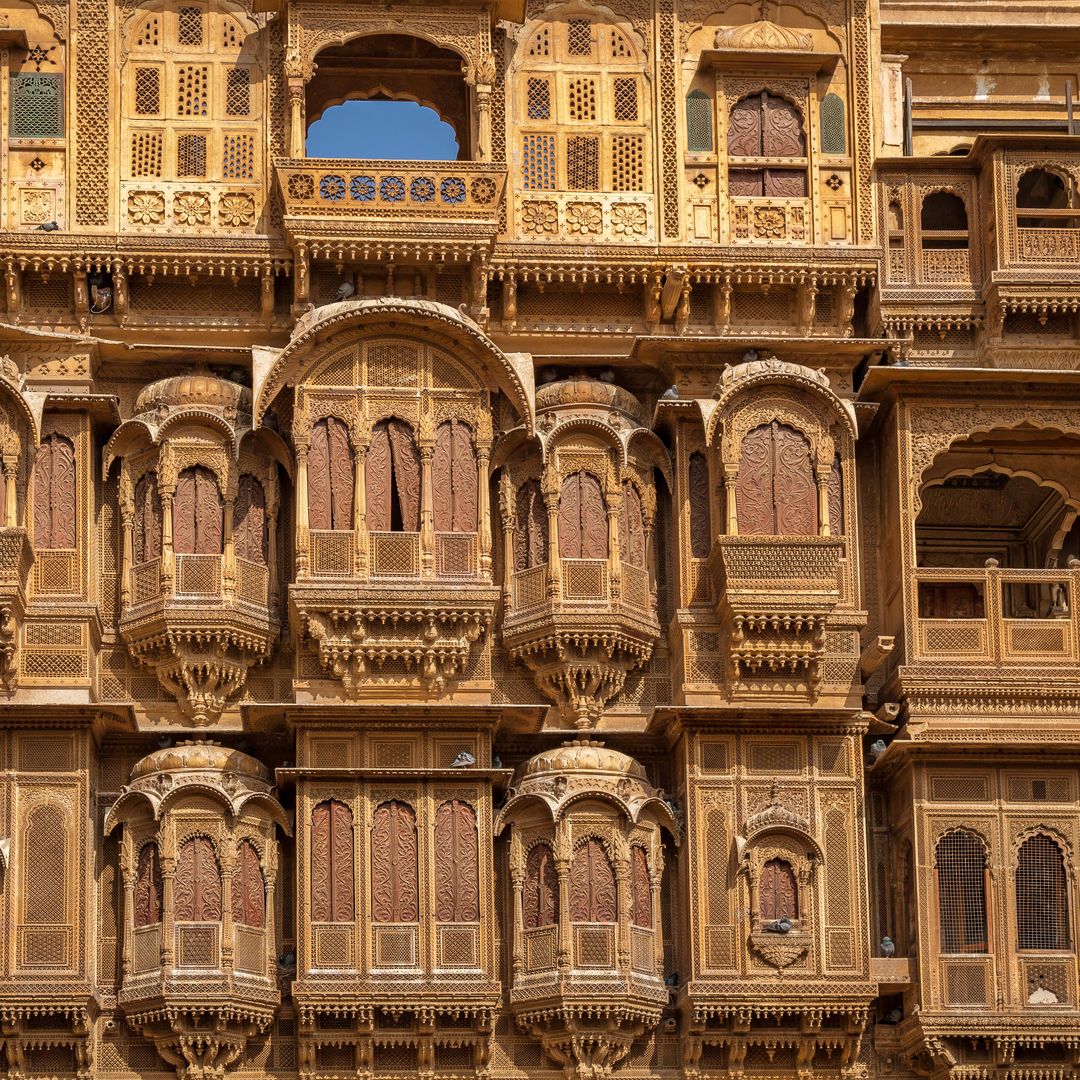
620 480 646 567
174 836 222 922
936 831 988 954
33 432 76 549
630 845 652 928
366 418 421 533
559 470 608 559
311 800 355 923
370 800 419 923
736 421 817 536
232 839 266 929
759 858 799 922
523 842 559 929
234 474 268 564
434 800 479 923
134 843 163 927
173 465 224 554
514 479 549 570
432 419 477 533
23 804 67 925
1016 835 1070 951
727 91 807 198
134 471 163 563
569 837 617 923
309 416 354 531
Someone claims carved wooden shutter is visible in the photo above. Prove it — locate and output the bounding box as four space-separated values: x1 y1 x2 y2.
134 472 163 563
727 94 762 156
311 800 355 923
523 843 559 929
433 420 478 533
514 480 548 570
828 455 844 535
569 838 617 923
173 468 197 555
434 800 479 923
173 466 224 554
620 481 646 567
234 475 267 564
365 421 392 533
174 837 222 922
759 859 798 921
630 845 652 928
231 839 265 929
736 422 817 536
387 419 421 532
370 801 419 923
134 843 163 927
688 452 711 558
728 92 807 197
310 417 353 531
33 433 76 549
559 471 608 559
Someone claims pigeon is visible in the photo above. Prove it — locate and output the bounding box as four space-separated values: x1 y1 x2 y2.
492 755 503 769
157 735 173 749
34 221 59 231
660 385 679 399
868 739 887 762
764 917 794 934
884 1007 903 1024
334 280 355 301
663 971 679 987
450 750 476 768
880 936 896 957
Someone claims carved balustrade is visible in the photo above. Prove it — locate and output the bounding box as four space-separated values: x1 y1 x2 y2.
730 197 810 244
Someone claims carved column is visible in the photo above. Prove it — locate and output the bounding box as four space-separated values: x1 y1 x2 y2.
263 842 278 979
160 487 175 593
219 842 235 973
502 276 517 331
160 849 176 970
723 469 738 535
121 853 137 981
2 457 17 528
475 85 492 163
288 82 305 158
266 507 279 610
542 481 561 602
553 827 571 971
477 444 492 577
650 850 664 976
111 260 129 318
353 436 367 576
712 280 731 334
223 496 237 600
260 270 275 324
499 474 515 612
607 486 622 601
419 445 435 578
614 839 631 973
816 467 832 538
120 511 134 609
509 833 524 979
295 444 309 576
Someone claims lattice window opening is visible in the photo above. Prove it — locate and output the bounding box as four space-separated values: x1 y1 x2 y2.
567 18 593 57
133 66 162 116
566 134 600 191
819 92 845 155
1016 835 1071 951
526 77 551 121
177 5 205 47
522 133 557 190
567 76 598 122
612 133 644 192
130 131 164 178
225 66 251 116
920 190 969 250
222 131 255 179
10 73 63 139
612 77 639 122
936 831 989 955
686 89 714 154
177 132 208 178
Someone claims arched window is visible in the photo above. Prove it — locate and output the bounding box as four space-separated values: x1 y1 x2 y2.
234 474 267 564
936 831 988 954
686 89 713 153
174 837 222 922
630 845 652 928
688 451 711 558
727 91 806 197
173 465 224 554
920 191 968 250
33 432 76 549
1016 835 1070 950
366 418 421 533
309 415 354 531
514 479 549 570
1016 167 1080 229
134 843 163 927
759 858 799 922
434 800 479 923
523 842 558 929
432 419 477 533
23 804 67 925
736 421 817 536
819 92 845 155
370 801 418 923
311 800 355 923
559 470 608 559
232 839 265 929
620 480 645 567
134 471 163 563
569 838 617 923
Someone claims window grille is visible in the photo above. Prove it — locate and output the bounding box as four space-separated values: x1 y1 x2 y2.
177 133 207 178
221 17 241 48
567 77 597 122
10 74 63 138
820 93 845 154
176 65 209 116
613 77 638 122
611 133 643 192
527 77 551 121
225 67 250 116
686 90 713 153
135 15 160 47
608 27 633 59
134 68 161 115
567 135 599 191
177 6 204 47
567 19 592 56
1016 835 1070 950
528 25 550 58
522 134 557 190
131 131 163 178
937 831 988 954
222 132 254 179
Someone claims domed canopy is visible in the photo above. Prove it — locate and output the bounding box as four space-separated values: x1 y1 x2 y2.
535 377 646 427
519 739 648 782
130 738 270 784
135 369 252 417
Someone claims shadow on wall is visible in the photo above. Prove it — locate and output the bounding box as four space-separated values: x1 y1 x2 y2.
306 99 460 160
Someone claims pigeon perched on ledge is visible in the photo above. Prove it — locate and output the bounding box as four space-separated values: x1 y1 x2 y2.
450 750 476 768
763 917 794 934
880 935 896 957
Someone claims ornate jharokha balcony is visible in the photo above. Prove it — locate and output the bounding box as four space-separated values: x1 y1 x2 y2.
0 526 31 690
275 160 507 241
909 564 1080 670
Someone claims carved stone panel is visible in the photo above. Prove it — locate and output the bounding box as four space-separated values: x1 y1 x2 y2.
621 481 646 568
311 799 355 923
515 479 548 570
630 844 652 929
569 838 616 923
32 432 76 549
134 471 163 563
688 452 711 559
135 842 163 927
232 839 265 929
759 858 798 922
370 800 418 924
235 474 268 564
174 836 222 922
523 842 558 929
433 799 479 923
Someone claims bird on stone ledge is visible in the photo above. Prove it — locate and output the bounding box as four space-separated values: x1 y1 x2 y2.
763 917 794 934
450 750 476 768
880 935 896 957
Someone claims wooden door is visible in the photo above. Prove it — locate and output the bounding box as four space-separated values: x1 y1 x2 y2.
736 421 817 536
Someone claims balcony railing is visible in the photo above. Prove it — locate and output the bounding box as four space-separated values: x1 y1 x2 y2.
508 560 653 617
276 160 507 228
910 566 1079 666
175 554 222 598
